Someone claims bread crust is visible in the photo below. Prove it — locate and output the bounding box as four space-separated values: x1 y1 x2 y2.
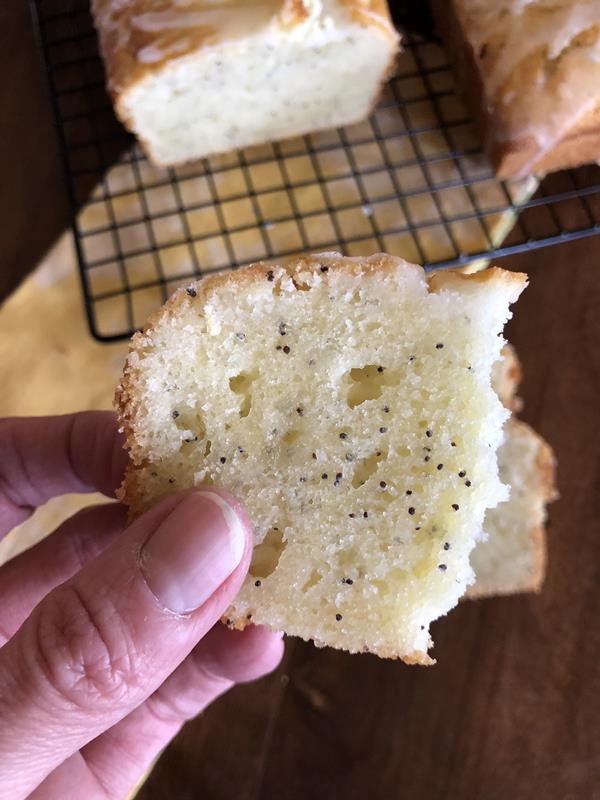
431 0 600 178
223 611 435 663
495 343 523 413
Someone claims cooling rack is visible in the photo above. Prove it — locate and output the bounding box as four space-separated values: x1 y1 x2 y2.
31 0 600 341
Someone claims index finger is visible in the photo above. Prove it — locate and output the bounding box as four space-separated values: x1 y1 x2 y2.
0 412 127 538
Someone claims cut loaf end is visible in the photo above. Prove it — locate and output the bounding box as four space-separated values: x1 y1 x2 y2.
117 253 526 663
93 0 400 166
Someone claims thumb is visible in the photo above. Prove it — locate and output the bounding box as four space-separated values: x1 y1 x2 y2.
0 489 250 799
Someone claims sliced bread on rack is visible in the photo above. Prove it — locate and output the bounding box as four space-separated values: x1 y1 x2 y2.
116 253 526 663
92 0 400 166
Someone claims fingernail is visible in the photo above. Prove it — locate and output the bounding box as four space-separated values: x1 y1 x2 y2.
140 491 246 614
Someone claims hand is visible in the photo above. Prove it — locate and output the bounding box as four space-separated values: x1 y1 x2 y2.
0 412 283 800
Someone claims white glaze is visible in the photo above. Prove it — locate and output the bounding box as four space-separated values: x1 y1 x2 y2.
457 0 600 174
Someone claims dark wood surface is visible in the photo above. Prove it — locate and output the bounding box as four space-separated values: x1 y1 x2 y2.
0 0 70 301
3 7 599 800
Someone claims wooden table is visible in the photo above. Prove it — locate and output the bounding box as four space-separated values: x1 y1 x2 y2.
2 5 599 799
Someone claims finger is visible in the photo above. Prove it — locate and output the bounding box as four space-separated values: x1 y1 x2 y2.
0 412 127 537
28 753 106 800
37 626 284 800
0 488 251 798
0 504 126 645
83 625 284 799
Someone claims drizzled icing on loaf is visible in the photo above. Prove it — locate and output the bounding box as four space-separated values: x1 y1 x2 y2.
92 0 396 88
454 0 600 174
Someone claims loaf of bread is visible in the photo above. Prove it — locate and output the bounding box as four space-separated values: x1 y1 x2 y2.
116 252 526 662
91 0 400 166
431 1 600 178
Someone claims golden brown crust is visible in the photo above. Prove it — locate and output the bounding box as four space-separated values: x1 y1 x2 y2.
222 612 435 664
431 0 600 178
526 420 558 592
495 343 523 413
428 265 528 297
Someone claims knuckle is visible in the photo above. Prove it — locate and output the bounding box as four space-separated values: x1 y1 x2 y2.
146 664 230 726
56 507 115 575
31 583 143 712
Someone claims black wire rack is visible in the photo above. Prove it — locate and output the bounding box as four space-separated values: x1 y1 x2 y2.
31 0 600 342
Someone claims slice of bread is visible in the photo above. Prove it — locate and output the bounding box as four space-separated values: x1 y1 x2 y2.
469 417 557 599
92 0 400 166
116 253 526 663
469 343 556 599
